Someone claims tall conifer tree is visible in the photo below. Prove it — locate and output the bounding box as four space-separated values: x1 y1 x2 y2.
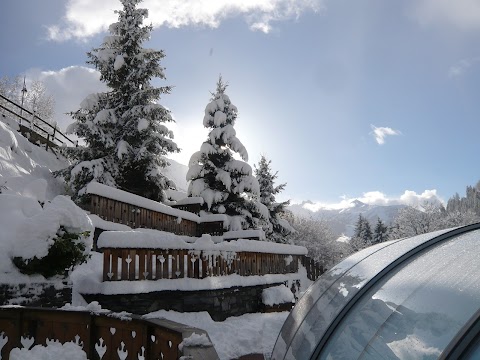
254 155 292 242
57 0 179 203
187 77 266 231
372 217 389 244
351 214 372 251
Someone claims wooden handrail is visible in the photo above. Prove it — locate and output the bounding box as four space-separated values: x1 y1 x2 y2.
101 247 301 281
0 307 218 360
0 94 76 147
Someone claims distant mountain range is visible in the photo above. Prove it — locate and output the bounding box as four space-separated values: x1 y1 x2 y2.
166 159 406 237
288 200 406 237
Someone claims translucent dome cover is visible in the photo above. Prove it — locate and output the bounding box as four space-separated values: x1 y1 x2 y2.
272 223 480 360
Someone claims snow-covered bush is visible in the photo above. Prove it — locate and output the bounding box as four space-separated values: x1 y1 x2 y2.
12 226 91 278
0 194 93 279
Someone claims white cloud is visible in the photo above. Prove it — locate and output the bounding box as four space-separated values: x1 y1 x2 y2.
448 57 480 78
370 125 401 145
411 0 480 31
25 66 107 131
399 189 442 207
299 189 444 211
47 0 325 41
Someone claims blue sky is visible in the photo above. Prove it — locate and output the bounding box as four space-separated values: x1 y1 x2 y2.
2 0 480 208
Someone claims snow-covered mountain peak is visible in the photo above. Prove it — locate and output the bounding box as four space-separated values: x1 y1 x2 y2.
350 199 367 208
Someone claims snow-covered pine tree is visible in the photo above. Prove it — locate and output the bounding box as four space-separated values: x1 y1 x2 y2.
187 77 266 231
372 217 388 245
57 0 179 204
350 214 372 251
254 155 293 242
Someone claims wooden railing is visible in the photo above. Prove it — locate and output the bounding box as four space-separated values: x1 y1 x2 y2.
102 248 301 281
0 94 76 150
89 194 224 237
0 307 218 360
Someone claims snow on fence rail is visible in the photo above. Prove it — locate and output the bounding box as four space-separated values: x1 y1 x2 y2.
0 307 217 360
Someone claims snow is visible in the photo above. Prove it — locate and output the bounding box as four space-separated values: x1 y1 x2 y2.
137 118 149 131
61 300 109 314
97 230 306 254
113 54 125 70
116 140 129 160
88 214 132 231
0 121 18 151
215 169 232 190
337 234 351 243
0 120 94 281
144 310 289 360
213 111 227 126
11 195 93 260
10 341 87 360
93 109 115 124
178 332 212 351
79 93 100 110
185 163 203 180
262 285 294 306
0 192 93 281
0 120 66 200
199 142 216 156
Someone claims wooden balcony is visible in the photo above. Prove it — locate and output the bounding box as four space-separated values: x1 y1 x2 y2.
0 307 218 359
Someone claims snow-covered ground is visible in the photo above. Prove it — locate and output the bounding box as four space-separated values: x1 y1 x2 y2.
0 115 298 359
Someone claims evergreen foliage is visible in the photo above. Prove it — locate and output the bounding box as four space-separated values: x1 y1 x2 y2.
56 0 179 204
187 77 265 231
254 155 292 242
12 226 90 278
372 217 389 244
350 214 372 251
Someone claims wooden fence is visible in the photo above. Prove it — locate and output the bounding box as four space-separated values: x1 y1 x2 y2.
0 94 76 151
90 194 224 237
102 248 302 281
0 307 217 360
